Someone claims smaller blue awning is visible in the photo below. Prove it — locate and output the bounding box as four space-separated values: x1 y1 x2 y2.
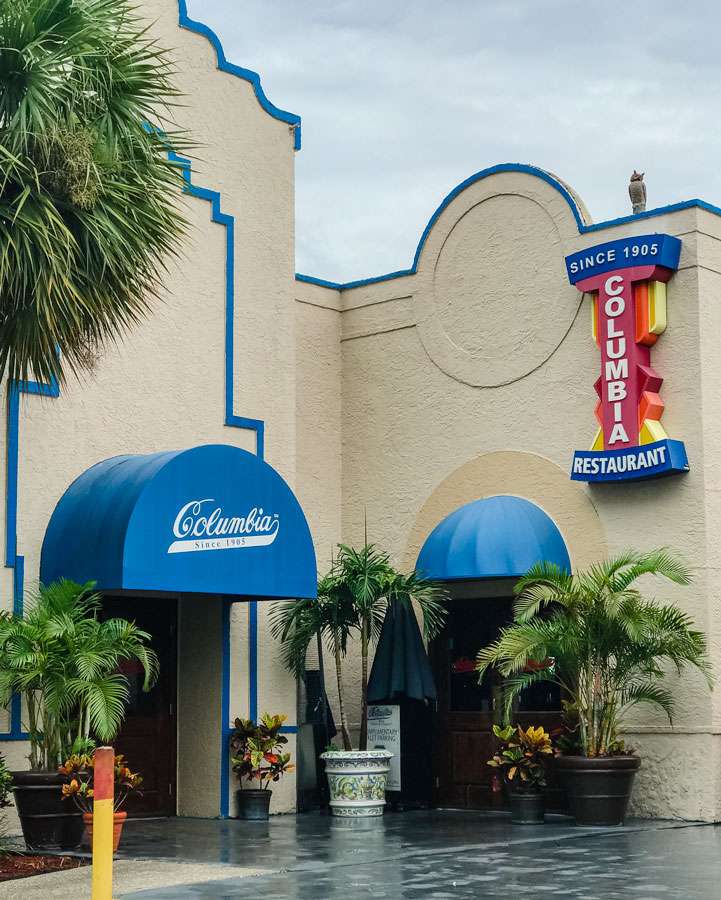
40 444 317 599
416 495 570 580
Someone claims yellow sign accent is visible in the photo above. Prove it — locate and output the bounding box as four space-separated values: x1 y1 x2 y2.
640 419 668 445
590 427 604 451
648 281 667 335
591 294 599 344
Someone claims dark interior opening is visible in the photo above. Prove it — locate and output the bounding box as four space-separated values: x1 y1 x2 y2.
101 595 178 818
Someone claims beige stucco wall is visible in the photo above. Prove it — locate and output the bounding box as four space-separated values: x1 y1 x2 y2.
177 596 222 817
331 169 720 820
1 0 719 826
0 0 303 818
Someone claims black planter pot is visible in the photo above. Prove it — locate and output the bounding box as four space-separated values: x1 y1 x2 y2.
236 788 272 821
555 755 641 826
11 771 84 851
509 791 545 825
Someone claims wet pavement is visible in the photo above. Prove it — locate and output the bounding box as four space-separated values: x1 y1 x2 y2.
115 810 721 899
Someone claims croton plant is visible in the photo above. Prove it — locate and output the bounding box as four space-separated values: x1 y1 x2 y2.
230 713 294 790
60 752 143 813
487 724 553 793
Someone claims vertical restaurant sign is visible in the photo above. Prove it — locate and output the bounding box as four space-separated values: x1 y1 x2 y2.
565 234 689 482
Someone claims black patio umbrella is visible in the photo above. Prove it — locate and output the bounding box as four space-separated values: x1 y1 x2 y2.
367 599 437 703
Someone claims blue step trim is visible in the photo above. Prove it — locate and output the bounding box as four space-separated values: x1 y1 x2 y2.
0 159 267 789
249 601 258 724
177 1 301 151
2 378 59 741
170 152 265 460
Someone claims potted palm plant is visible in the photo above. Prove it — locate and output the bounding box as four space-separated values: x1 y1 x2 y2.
230 713 294 820
270 544 447 817
477 550 711 826
0 580 158 850
60 752 142 851
487 724 553 824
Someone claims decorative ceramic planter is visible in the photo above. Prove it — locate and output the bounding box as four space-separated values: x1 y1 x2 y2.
320 750 393 818
555 755 641 826
83 810 127 852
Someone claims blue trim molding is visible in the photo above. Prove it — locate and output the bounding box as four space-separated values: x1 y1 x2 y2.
0 158 276 785
219 601 297 818
177 1 301 151
171 152 265 459
4 377 59 739
248 601 259 723
124 156 270 817
296 162 721 289
148 157 293 816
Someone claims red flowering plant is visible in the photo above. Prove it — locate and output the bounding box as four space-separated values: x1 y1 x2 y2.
59 753 143 813
230 713 294 790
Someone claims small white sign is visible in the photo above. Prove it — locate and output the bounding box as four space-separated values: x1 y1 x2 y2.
367 704 401 791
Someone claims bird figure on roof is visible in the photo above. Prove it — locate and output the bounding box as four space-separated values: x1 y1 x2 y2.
629 171 647 214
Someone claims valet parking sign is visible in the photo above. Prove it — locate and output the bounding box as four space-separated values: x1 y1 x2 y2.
566 234 689 483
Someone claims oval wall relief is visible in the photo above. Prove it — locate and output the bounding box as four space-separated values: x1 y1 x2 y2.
414 193 579 387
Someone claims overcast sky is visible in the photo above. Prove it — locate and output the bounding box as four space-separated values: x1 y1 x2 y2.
187 1 721 283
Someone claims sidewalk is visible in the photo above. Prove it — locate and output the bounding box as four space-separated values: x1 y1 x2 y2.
3 810 718 899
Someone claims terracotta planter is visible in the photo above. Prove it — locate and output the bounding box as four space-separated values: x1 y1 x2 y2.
11 771 84 851
83 810 128 852
555 755 641 826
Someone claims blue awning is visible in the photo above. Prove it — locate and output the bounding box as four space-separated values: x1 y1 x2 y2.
40 444 317 599
416 495 570 580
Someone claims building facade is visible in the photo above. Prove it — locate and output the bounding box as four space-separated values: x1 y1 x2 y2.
1 0 720 822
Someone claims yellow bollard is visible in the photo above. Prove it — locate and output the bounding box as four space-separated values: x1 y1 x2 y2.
92 746 114 900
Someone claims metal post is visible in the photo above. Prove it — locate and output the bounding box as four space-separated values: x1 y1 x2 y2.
92 746 114 900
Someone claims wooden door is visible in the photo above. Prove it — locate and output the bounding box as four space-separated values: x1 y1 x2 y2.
102 596 177 817
430 594 563 809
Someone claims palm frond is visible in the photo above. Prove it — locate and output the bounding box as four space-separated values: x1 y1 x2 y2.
609 549 692 592
499 669 557 721
477 548 709 757
74 674 129 742
0 0 190 384
619 682 675 722
386 570 448 639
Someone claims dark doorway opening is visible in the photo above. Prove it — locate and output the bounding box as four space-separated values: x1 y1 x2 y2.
102 596 178 818
429 584 562 810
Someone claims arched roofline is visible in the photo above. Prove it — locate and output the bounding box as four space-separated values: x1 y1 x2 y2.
296 162 719 290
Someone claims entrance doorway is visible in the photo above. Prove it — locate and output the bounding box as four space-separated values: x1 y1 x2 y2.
102 596 178 817
429 585 562 809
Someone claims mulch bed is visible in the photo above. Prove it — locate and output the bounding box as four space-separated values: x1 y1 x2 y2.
0 853 88 882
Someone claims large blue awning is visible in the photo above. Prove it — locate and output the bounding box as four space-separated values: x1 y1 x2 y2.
416 495 570 580
40 444 317 599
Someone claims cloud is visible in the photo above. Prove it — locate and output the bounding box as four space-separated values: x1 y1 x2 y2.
187 0 721 282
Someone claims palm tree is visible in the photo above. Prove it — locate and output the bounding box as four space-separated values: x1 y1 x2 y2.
270 544 448 751
476 550 711 757
329 544 392 751
0 580 158 770
0 0 187 384
270 582 356 751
